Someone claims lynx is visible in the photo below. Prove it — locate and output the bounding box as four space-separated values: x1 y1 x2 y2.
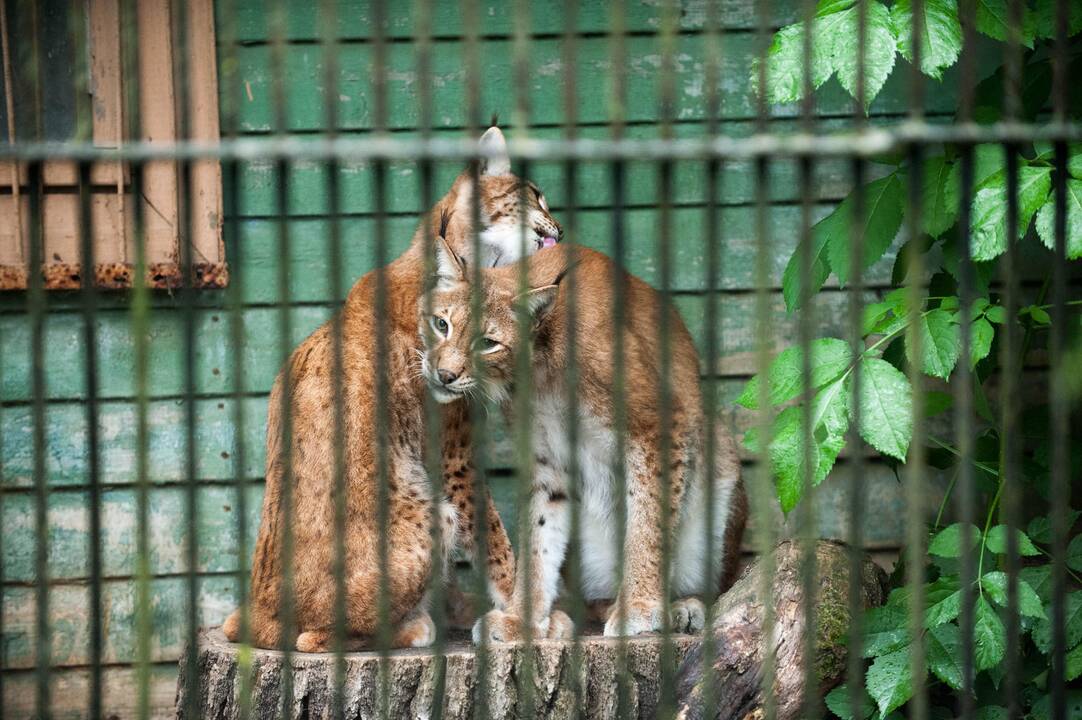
222 127 563 652
421 241 747 641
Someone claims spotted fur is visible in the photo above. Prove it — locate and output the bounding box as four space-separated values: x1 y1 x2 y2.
221 127 561 652
421 244 747 642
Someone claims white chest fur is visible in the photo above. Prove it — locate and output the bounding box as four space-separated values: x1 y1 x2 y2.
529 393 736 601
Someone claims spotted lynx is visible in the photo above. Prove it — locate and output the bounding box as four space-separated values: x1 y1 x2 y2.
421 241 747 641
222 127 563 652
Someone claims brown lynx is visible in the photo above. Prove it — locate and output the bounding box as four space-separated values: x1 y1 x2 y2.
421 241 747 641
221 127 564 652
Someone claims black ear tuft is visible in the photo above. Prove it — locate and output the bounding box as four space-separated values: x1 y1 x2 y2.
490 112 499 127
438 207 453 238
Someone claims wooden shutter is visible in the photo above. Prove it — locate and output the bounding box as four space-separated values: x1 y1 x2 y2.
0 0 226 291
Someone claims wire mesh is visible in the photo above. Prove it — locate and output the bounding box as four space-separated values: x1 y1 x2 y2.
0 0 1078 719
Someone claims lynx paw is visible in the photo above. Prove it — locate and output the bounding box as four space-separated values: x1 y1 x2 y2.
394 612 437 648
472 609 551 644
546 610 575 640
603 599 664 637
671 597 707 634
295 629 332 653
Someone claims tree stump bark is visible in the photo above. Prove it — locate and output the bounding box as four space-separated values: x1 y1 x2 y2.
673 540 890 720
175 541 887 720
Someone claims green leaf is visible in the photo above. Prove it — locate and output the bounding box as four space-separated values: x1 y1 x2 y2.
1068 642 1082 682
906 309 961 380
1027 509 1081 543
1033 591 1082 654
926 622 964 690
985 524 1042 556
737 338 853 409
981 571 1047 619
1033 0 1082 38
1035 177 1082 260
929 522 981 557
1070 534 1082 572
919 155 960 236
970 166 1053 261
925 589 962 626
974 595 1006 671
763 407 808 513
811 377 850 482
1072 149 1082 180
866 647 916 717
753 23 832 105
784 211 837 311
1020 565 1053 603
985 305 1006 324
825 685 875 720
828 0 899 105
970 317 994 368
751 379 850 513
863 603 911 657
975 0 1034 47
974 708 1008 720
892 0 963 80
857 357 911 461
826 174 906 285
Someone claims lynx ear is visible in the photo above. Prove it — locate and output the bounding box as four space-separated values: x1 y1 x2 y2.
434 233 467 290
522 284 559 322
478 126 510 176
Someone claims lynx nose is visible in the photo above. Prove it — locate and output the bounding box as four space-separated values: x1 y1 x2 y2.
437 369 458 385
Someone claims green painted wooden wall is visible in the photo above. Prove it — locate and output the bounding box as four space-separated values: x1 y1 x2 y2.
0 0 975 716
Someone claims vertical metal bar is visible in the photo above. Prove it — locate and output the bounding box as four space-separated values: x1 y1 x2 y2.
510 0 538 715
1000 2 1024 715
25 2 50 716
415 0 448 715
656 1 677 715
171 0 200 715
559 2 586 715
903 0 927 716
796 0 818 713
752 0 777 714
606 1 636 714
77 158 103 720
606 1 632 714
316 2 348 718
370 2 392 718
119 0 152 717
217 0 253 716
28 160 49 720
698 0 725 714
267 2 296 716
67 1 103 716
460 0 491 715
954 0 978 712
1049 2 1070 719
845 0 868 714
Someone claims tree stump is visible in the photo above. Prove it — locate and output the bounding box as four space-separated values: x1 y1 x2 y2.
673 540 890 720
175 541 887 720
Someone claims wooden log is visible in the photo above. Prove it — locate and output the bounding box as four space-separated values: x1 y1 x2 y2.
174 541 886 719
175 627 703 720
674 540 890 720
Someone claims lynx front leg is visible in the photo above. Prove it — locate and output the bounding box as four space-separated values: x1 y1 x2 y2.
474 460 572 643
603 433 690 637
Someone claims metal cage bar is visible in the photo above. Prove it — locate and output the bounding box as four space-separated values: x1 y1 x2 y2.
0 0 1078 718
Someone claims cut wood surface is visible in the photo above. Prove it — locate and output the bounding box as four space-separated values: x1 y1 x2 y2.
174 541 887 719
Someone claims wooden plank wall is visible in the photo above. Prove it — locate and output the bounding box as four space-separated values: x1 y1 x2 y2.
0 0 980 715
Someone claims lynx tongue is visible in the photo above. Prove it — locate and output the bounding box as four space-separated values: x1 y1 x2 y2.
541 236 558 248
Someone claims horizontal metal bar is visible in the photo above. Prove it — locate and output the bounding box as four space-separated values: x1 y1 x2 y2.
2 120 1082 162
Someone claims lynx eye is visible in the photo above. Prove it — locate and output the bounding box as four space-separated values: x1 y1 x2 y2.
479 337 502 354
431 316 449 337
